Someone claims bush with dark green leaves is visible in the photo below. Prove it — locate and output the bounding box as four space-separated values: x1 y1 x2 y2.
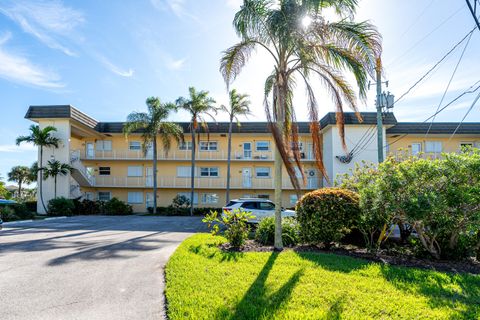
296 188 360 247
12 203 35 220
104 197 133 215
73 199 101 215
0 206 19 221
48 197 75 216
255 216 300 246
24 201 37 213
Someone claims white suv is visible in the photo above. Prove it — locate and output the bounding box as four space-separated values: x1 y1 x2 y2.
222 198 295 223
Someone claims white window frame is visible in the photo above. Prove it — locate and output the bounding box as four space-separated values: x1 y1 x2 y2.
202 193 219 204
84 192 94 201
178 192 198 205
255 167 271 178
460 142 474 150
200 167 219 177
127 192 144 204
411 143 422 156
177 166 193 177
98 166 111 176
127 166 143 177
129 141 142 151
290 194 298 206
255 141 270 151
179 141 193 150
199 141 218 151
96 140 112 151
98 191 111 201
425 141 442 153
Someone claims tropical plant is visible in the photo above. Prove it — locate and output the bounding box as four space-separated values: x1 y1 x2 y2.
220 89 252 203
47 197 75 217
255 216 300 246
16 125 60 213
104 197 133 215
43 160 73 199
29 161 39 182
123 97 184 214
7 165 32 199
203 209 255 249
220 0 382 250
175 87 218 215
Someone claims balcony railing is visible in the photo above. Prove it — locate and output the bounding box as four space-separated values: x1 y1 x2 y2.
76 149 316 161
92 175 321 190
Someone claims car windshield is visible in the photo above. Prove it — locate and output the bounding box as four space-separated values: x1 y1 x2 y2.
226 201 239 207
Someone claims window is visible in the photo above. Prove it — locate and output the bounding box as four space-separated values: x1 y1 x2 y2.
241 202 257 210
257 194 270 199
129 141 142 151
460 142 474 151
258 202 275 210
99 167 110 176
96 140 112 151
291 142 303 151
177 166 192 177
179 141 193 150
128 166 143 177
98 191 111 201
199 141 218 151
425 141 442 153
290 194 298 205
128 192 143 204
84 192 94 201
256 141 270 151
202 193 219 204
200 167 219 177
178 192 198 205
255 167 270 178
411 143 422 155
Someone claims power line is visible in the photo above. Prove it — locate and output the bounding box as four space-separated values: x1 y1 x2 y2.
398 0 437 39
447 91 480 141
425 30 474 137
394 27 477 106
466 0 480 31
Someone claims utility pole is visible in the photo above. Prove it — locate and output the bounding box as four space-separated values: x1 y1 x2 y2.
375 57 384 163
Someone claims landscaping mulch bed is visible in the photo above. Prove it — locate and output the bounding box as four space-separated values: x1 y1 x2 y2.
219 240 480 275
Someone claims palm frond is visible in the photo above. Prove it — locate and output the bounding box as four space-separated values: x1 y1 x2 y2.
220 40 257 87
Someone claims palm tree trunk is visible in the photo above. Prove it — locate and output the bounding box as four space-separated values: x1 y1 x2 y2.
190 127 196 216
54 176 57 199
153 136 158 214
226 118 233 204
39 147 48 214
18 180 22 200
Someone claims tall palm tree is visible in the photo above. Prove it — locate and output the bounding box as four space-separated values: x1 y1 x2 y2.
220 0 381 250
220 89 252 203
175 87 217 216
16 125 60 213
123 97 184 214
43 160 73 198
7 166 32 200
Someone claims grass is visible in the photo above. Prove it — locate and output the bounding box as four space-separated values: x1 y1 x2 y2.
165 234 480 320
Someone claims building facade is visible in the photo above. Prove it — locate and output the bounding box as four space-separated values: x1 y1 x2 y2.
25 105 480 214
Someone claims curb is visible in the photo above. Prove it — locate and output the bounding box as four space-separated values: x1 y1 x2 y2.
2 216 68 226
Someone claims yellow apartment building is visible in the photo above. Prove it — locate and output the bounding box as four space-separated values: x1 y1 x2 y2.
25 105 480 214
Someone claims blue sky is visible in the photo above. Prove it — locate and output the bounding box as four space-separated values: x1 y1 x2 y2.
0 0 479 182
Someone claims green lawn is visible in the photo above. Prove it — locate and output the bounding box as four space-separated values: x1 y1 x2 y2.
165 234 480 320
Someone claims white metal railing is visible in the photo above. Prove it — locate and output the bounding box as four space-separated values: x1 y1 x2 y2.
70 150 95 185
92 175 321 190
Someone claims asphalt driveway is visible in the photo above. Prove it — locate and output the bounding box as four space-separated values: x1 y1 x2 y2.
0 215 206 320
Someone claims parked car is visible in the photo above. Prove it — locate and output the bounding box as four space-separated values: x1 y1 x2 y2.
0 217 2 230
222 198 295 223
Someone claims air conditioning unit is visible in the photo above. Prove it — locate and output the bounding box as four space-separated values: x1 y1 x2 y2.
307 169 316 177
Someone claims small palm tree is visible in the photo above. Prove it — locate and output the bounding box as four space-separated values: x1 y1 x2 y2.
220 89 252 203
123 97 184 213
220 0 381 250
175 87 218 216
43 160 73 198
16 125 60 213
7 166 32 199
29 162 39 183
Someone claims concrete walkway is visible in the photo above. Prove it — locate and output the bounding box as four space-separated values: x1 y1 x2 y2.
0 215 206 320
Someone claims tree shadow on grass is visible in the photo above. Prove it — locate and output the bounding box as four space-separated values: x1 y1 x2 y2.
215 252 304 320
188 243 245 262
296 251 480 319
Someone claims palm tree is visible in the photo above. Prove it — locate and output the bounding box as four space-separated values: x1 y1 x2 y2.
123 97 184 214
175 87 217 216
7 166 32 199
220 89 252 203
220 0 381 250
16 125 60 213
43 160 73 198
29 162 39 183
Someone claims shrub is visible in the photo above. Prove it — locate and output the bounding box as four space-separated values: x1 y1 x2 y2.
0 206 20 222
73 199 101 215
12 203 35 220
104 197 133 215
203 209 254 249
255 217 300 246
24 201 37 213
48 197 75 216
146 206 221 216
296 188 360 247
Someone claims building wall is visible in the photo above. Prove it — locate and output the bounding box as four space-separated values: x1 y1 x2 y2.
387 134 480 155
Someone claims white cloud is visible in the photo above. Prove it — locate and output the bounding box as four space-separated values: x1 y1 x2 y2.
96 54 135 78
0 144 37 153
167 58 186 70
0 32 64 88
150 0 199 21
0 0 84 56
